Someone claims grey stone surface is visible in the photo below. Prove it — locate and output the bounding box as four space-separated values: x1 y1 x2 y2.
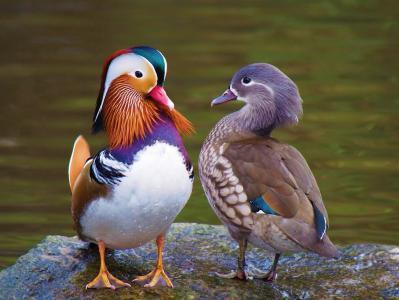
0 223 398 299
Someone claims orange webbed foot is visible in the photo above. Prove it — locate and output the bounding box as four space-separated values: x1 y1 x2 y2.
86 240 131 290
86 269 131 290
133 266 173 288
132 234 174 288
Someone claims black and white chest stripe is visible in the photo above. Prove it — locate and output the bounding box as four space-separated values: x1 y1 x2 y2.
90 150 128 185
91 146 193 185
186 161 194 182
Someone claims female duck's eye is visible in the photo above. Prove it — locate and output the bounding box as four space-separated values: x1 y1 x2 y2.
135 71 143 78
242 76 251 85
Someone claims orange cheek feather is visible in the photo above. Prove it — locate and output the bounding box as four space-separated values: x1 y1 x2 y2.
103 74 194 149
103 75 160 148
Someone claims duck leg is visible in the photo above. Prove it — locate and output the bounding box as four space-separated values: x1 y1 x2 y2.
216 239 248 280
216 240 281 282
133 234 173 288
248 253 281 282
263 253 280 282
86 240 131 290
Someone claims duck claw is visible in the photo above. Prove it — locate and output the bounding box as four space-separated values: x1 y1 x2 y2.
216 267 277 282
216 270 248 280
247 266 278 282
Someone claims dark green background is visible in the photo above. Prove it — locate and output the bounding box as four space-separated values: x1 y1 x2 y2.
0 0 398 268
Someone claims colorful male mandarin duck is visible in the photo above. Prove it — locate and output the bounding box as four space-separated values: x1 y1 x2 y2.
68 46 194 289
199 63 338 282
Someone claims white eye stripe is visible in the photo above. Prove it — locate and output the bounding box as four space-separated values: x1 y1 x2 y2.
243 80 274 96
94 53 157 123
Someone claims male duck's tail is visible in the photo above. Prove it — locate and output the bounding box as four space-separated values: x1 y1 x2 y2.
68 135 90 193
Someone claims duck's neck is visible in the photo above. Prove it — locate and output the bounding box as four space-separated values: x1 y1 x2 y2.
110 113 190 164
208 104 275 145
236 104 275 136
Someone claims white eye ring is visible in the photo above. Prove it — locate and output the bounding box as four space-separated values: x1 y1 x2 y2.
134 70 144 78
241 76 252 85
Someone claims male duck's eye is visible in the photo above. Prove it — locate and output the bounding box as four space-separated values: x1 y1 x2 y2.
135 71 143 78
242 76 251 85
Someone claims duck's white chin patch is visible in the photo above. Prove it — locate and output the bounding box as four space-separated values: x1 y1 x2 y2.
80 142 192 249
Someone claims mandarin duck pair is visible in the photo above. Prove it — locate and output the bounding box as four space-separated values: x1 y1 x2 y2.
68 46 337 290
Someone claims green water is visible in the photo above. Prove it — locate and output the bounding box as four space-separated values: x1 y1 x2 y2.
0 1 398 268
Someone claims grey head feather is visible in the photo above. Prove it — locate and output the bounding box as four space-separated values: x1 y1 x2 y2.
230 63 303 135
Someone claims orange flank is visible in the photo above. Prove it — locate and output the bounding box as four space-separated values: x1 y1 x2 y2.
68 135 91 192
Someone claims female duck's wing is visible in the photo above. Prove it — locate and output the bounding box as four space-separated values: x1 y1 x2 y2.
222 137 337 257
223 138 304 219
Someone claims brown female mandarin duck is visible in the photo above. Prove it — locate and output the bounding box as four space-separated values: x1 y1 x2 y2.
68 46 194 289
199 63 338 282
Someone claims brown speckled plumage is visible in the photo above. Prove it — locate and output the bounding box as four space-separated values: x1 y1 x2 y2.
199 63 338 281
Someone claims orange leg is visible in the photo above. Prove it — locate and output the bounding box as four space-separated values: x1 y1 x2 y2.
86 241 131 290
133 234 173 288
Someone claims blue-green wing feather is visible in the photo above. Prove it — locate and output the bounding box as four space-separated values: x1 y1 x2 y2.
312 203 327 240
249 196 280 216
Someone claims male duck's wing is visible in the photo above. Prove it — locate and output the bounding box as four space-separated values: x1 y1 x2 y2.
222 137 337 257
69 137 127 234
71 159 108 232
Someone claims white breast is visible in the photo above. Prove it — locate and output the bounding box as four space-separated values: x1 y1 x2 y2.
80 142 192 249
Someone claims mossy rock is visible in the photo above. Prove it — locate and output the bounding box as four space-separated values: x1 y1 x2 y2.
0 223 398 299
